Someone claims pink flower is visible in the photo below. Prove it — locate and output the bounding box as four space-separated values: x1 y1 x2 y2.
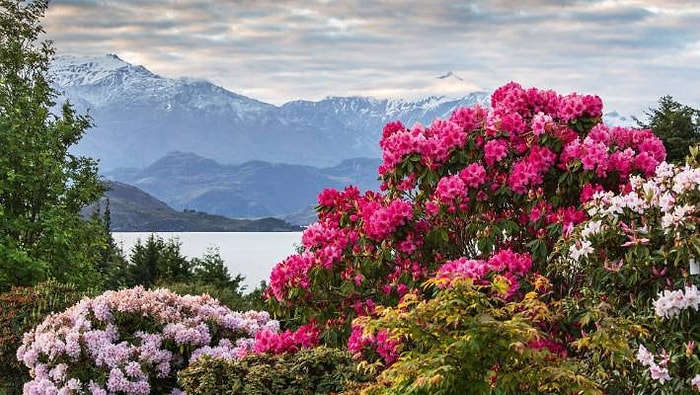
434 175 466 204
459 163 487 189
531 112 553 136
484 139 509 166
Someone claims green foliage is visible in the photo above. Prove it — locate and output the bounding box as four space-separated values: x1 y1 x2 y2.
177 346 371 395
126 234 191 288
0 280 95 394
91 199 130 290
191 247 239 288
636 95 700 164
357 279 601 395
0 0 106 291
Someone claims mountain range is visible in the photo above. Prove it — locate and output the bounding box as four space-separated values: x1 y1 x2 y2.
51 54 495 171
51 54 635 227
105 152 381 221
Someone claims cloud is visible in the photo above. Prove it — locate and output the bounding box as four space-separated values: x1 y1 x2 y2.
44 0 700 115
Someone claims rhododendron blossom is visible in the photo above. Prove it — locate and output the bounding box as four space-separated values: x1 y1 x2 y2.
267 81 667 370
653 285 700 319
17 287 279 394
434 249 532 298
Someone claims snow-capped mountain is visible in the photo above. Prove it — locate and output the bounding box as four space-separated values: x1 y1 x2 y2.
50 54 633 173
49 54 490 171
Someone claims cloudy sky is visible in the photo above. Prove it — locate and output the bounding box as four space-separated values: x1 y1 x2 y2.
44 0 699 116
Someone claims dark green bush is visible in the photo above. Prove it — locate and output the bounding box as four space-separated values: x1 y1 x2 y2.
178 346 372 395
0 280 95 394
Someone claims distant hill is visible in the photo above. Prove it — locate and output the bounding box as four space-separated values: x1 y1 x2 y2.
105 152 382 221
89 181 300 232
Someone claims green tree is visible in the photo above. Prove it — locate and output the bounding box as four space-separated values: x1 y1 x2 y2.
635 95 700 163
190 246 241 288
0 0 106 291
127 234 191 288
90 198 129 289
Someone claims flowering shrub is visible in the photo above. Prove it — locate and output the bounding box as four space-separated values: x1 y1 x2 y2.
554 157 700 392
17 286 279 394
0 280 93 394
267 82 665 364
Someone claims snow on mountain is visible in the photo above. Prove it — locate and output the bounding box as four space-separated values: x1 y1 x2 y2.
50 54 633 172
51 54 272 116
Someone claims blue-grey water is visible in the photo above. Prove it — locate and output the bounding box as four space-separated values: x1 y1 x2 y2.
112 232 302 291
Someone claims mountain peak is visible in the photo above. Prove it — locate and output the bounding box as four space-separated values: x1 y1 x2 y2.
50 53 155 87
437 71 464 81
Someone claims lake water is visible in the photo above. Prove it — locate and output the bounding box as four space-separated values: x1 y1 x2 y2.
112 232 302 291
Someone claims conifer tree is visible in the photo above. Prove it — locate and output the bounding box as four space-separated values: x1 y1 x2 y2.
636 95 700 163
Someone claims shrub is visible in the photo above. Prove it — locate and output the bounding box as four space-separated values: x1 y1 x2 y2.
263 82 667 392
355 277 602 395
268 82 665 347
0 280 93 394
17 286 278 394
177 346 372 395
552 158 700 392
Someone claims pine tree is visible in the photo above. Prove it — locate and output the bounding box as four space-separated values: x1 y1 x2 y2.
635 96 700 163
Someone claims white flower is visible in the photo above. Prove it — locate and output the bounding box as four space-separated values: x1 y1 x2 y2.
653 289 684 318
684 285 700 311
641 180 661 205
649 362 672 384
661 204 694 231
630 175 646 189
580 220 602 240
637 344 654 366
672 167 700 194
691 374 700 391
658 191 675 213
569 239 594 261
654 161 676 180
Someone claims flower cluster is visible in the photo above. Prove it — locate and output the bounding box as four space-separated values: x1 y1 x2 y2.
637 344 672 384
17 287 279 394
378 108 488 175
434 249 532 298
253 322 320 354
567 161 700 266
347 324 400 365
653 285 700 319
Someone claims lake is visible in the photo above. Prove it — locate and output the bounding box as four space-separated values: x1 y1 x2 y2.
112 232 302 291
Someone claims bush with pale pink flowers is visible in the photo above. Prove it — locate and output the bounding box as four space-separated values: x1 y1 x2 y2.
17 286 279 394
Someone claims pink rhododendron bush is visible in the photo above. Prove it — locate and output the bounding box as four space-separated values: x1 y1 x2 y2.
263 82 700 392
16 286 280 394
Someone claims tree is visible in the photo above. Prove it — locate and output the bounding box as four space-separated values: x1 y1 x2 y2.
127 234 191 288
0 0 107 290
636 95 700 163
90 198 129 289
190 246 241 289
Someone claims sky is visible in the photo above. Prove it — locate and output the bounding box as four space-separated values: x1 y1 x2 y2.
44 0 700 116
